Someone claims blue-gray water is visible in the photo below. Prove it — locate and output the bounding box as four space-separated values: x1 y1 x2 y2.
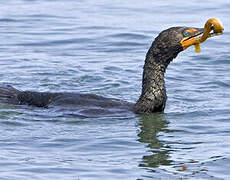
0 0 230 179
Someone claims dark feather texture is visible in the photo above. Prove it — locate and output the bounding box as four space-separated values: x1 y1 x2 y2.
0 27 198 114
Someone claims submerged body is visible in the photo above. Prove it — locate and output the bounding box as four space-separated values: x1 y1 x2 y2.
0 85 134 115
0 18 223 114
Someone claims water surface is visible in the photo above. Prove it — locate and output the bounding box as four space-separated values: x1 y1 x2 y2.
0 0 230 179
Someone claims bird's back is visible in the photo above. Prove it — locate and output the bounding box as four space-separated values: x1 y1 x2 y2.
0 85 134 117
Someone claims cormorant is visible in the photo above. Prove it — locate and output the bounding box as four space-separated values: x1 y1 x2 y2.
0 18 223 114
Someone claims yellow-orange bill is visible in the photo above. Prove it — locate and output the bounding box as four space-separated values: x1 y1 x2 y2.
181 18 224 51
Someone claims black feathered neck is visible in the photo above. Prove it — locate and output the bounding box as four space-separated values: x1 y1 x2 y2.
134 28 184 113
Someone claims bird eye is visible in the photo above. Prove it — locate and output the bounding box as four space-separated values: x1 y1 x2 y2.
183 31 189 37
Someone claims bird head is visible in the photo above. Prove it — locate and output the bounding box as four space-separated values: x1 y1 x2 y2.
150 18 223 65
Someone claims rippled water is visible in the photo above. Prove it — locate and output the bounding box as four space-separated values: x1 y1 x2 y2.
0 0 230 179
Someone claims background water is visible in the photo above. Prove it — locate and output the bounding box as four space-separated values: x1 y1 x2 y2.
0 0 230 179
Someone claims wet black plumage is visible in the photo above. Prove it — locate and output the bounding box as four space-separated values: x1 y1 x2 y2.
0 27 200 114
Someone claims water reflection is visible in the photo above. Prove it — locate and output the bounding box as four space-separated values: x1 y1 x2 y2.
137 113 172 168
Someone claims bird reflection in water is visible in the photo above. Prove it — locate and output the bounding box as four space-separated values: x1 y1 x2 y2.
137 113 172 169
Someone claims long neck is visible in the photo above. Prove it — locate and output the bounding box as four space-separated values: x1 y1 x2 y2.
134 45 172 113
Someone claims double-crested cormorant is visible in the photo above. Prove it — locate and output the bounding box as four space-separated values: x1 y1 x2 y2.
0 18 223 114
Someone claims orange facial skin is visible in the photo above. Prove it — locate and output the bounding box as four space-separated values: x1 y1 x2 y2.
180 18 224 50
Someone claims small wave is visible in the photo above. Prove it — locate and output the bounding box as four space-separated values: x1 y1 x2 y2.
106 32 149 40
0 18 18 22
